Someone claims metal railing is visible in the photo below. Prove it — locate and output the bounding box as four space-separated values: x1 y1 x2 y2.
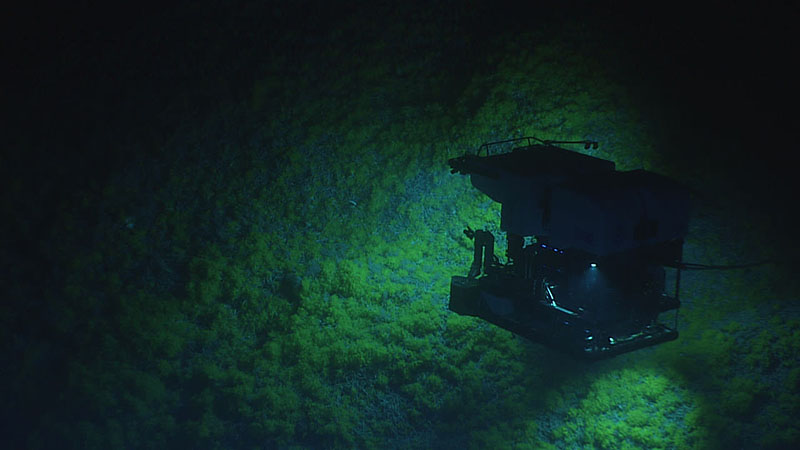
476 136 599 156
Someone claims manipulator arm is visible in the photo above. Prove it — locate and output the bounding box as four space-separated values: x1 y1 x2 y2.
448 154 499 179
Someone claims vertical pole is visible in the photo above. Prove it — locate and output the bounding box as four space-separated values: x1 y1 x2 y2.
674 242 683 330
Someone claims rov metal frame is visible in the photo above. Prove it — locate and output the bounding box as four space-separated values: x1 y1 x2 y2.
476 136 599 156
450 137 688 360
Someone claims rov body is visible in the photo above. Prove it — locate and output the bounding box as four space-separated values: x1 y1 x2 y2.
448 137 690 360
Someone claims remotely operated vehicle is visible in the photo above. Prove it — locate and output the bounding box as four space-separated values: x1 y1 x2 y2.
448 136 690 360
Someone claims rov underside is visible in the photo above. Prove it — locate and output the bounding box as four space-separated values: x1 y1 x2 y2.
448 137 689 360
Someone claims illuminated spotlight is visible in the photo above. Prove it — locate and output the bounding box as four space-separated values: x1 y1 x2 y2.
590 263 597 268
